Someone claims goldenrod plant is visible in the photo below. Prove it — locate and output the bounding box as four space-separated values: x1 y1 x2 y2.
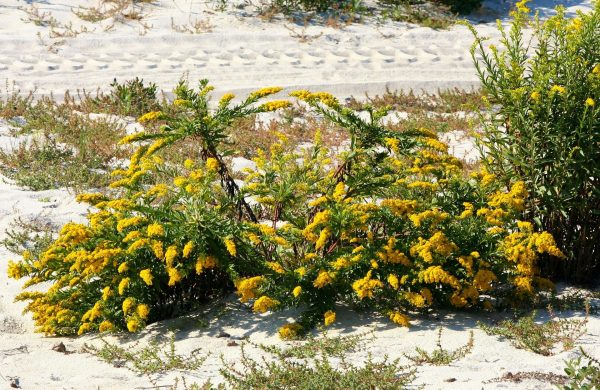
8 81 564 337
467 0 600 283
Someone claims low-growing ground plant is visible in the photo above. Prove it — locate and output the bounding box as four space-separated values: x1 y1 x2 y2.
218 337 415 389
467 0 600 283
7 80 565 337
404 327 474 365
562 348 600 390
1 216 56 261
83 332 207 377
479 305 589 356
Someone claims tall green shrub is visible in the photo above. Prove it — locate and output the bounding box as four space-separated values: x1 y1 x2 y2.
467 0 600 283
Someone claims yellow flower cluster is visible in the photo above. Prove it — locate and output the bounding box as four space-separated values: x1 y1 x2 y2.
410 232 457 263
313 270 335 288
324 310 336 326
253 296 279 313
236 276 264 302
419 266 460 289
279 323 302 339
352 270 383 299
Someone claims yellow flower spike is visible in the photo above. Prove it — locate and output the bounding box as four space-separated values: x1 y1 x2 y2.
292 286 302 297
173 99 188 106
324 310 336 327
315 228 331 251
332 182 346 202
139 269 153 286
206 157 219 172
147 223 165 237
236 276 264 302
389 311 410 327
173 176 187 187
224 238 237 256
119 132 147 145
182 241 194 258
165 245 178 267
127 319 140 332
137 111 163 123
253 296 279 313
99 321 114 332
387 274 399 290
167 267 182 286
259 100 292 111
279 323 302 339
250 86 283 99
219 92 235 106
585 97 595 107
266 261 285 274
122 297 135 315
117 262 128 274
118 278 130 295
530 91 540 102
550 85 566 95
136 304 150 319
313 270 335 288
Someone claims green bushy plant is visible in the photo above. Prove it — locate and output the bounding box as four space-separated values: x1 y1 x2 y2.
8 81 565 337
467 1 600 283
562 348 600 390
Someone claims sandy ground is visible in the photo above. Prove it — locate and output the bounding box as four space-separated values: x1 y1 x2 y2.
0 0 593 99
1 0 599 389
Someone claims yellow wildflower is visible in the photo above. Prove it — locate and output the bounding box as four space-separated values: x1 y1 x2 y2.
122 297 135 315
315 228 331 251
219 93 235 106
206 157 219 171
165 245 178 267
137 304 150 319
139 269 153 286
332 182 346 202
118 278 130 295
550 85 566 95
259 100 292 111
182 241 194 258
389 311 410 327
253 296 279 313
99 321 114 332
313 270 335 288
324 310 336 327
127 318 140 332
236 276 264 302
167 267 182 286
250 87 283 99
266 261 285 274
388 274 399 289
147 223 165 237
279 323 302 339
224 238 237 256
585 97 595 107
137 111 163 123
117 262 128 274
352 270 383 299
292 286 302 297
530 91 540 102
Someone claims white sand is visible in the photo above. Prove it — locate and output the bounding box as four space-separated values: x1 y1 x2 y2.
0 0 592 99
1 0 599 388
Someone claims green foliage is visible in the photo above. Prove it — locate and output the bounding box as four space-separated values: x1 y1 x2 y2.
467 1 600 283
8 80 565 337
479 306 588 356
404 328 474 365
255 332 368 359
100 77 160 117
83 333 207 375
218 343 415 389
562 348 600 390
0 216 55 260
